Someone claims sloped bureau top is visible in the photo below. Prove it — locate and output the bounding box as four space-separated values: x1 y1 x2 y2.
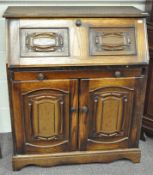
4 6 149 67
3 6 148 18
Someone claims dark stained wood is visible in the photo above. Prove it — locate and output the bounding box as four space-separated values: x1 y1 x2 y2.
3 6 148 18
4 6 149 170
79 76 146 151
10 78 78 154
12 149 141 171
142 0 153 138
8 66 146 170
146 0 153 23
12 67 143 81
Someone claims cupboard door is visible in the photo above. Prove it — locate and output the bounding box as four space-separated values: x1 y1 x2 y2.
79 77 143 151
11 79 78 154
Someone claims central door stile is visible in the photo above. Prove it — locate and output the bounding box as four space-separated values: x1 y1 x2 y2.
70 79 79 151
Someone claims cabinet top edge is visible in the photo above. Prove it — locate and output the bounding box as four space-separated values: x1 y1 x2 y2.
3 6 149 19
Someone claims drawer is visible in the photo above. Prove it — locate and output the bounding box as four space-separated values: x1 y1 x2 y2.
20 28 69 57
89 27 136 56
11 67 145 81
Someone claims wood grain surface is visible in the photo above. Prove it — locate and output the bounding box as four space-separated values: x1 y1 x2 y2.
3 6 148 18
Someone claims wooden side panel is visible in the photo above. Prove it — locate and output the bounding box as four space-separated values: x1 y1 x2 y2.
144 59 153 118
142 1 153 134
143 39 153 134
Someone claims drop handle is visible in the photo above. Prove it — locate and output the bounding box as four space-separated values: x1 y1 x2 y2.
81 106 88 113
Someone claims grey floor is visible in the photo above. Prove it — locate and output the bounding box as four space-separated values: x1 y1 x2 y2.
0 133 153 175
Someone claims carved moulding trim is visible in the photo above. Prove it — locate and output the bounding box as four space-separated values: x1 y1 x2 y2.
87 137 128 144
25 140 68 148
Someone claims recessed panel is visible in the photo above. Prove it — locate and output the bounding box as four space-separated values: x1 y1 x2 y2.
90 27 136 56
20 28 69 57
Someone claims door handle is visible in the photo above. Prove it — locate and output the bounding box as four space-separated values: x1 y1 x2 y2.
71 107 77 113
81 106 88 113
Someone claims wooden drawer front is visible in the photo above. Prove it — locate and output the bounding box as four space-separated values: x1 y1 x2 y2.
89 27 136 56
11 67 144 81
20 28 69 57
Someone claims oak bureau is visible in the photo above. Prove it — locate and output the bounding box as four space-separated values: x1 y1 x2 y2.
3 6 149 170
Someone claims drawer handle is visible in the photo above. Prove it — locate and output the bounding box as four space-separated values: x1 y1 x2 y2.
37 73 45 80
114 71 121 78
26 32 63 52
75 19 82 27
81 106 88 113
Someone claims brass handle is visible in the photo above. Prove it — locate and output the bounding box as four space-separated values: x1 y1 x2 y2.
81 106 88 113
71 107 77 113
114 71 121 78
76 19 82 27
37 73 45 80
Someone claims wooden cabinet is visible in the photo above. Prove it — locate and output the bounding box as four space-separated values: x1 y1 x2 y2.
8 66 147 170
4 6 149 170
142 0 153 137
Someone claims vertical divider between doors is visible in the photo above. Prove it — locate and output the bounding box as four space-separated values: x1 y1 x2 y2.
77 79 80 150
70 79 79 151
78 79 89 151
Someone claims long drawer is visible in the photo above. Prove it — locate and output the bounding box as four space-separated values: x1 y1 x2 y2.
10 66 146 81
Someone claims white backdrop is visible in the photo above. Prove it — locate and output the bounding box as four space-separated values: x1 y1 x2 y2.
0 0 146 132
